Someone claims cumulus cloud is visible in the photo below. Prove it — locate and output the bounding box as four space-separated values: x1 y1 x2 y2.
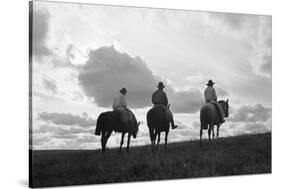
32 134 52 146
224 121 271 136
229 104 271 123
207 13 272 78
167 88 203 113
183 73 229 100
31 123 97 149
208 13 256 30
78 46 203 113
78 46 158 108
43 79 57 93
32 6 53 61
33 124 93 135
249 16 272 78
216 86 229 98
38 112 96 127
191 120 200 129
66 44 88 65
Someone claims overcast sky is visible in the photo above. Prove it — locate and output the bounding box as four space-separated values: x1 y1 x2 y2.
31 1 272 150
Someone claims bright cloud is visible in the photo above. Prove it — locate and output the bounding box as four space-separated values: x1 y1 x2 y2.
38 112 96 127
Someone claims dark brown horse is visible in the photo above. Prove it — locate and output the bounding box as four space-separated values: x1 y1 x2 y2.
200 99 229 146
147 105 170 151
95 111 140 153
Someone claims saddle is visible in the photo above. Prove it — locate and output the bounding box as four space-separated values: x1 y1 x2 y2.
153 104 171 121
209 102 224 123
113 109 135 132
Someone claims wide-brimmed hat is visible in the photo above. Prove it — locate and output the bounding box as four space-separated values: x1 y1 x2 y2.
120 88 127 93
206 80 215 86
157 82 165 88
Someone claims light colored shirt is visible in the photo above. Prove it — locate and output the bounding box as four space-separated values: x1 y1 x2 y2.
113 93 127 110
204 86 217 103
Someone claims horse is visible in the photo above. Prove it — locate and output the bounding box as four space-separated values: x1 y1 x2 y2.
95 110 140 153
199 99 229 146
147 105 170 151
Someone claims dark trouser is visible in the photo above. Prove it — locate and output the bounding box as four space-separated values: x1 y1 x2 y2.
169 113 175 127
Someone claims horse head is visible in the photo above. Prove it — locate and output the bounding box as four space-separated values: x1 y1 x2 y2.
219 99 229 118
131 117 140 138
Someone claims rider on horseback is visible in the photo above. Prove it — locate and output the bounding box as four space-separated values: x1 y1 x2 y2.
152 82 178 129
113 88 134 129
204 80 225 123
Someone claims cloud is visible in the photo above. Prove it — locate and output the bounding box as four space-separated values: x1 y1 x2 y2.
207 13 272 78
249 16 272 78
78 46 158 108
38 112 96 127
192 120 200 129
167 88 203 113
225 121 271 136
229 104 271 123
216 86 229 98
32 134 52 146
66 44 88 65
32 6 53 61
43 79 57 93
78 46 203 113
208 13 256 30
33 91 65 103
33 124 93 135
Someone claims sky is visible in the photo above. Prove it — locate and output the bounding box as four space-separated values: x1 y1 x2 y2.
30 1 272 150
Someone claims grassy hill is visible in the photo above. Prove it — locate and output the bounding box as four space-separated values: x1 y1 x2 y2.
30 132 271 188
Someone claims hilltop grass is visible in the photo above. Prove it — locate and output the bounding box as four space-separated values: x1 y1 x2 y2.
30 132 271 188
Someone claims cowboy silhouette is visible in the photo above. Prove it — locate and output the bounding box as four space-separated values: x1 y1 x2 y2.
204 80 225 123
152 82 178 129
113 88 134 127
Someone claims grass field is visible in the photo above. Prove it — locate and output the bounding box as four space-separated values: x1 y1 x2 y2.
30 132 271 188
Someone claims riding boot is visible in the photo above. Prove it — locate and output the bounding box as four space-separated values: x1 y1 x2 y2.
170 116 178 129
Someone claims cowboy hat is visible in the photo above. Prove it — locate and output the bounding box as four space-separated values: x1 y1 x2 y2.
206 80 215 86
120 88 127 93
157 82 165 88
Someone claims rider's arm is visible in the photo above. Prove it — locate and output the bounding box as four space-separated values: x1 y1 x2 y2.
120 95 127 108
152 92 157 105
163 92 168 106
213 88 218 101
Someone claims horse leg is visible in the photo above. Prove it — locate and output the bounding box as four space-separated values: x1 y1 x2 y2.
149 129 154 151
126 134 131 153
212 126 215 140
200 129 203 147
164 131 168 149
217 124 220 138
119 132 125 152
156 132 161 150
152 130 157 152
208 127 211 142
104 130 112 151
101 131 106 153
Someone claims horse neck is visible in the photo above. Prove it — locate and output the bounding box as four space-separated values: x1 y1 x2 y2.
218 101 226 113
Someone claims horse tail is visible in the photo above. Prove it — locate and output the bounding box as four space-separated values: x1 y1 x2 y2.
200 105 209 130
95 113 104 136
